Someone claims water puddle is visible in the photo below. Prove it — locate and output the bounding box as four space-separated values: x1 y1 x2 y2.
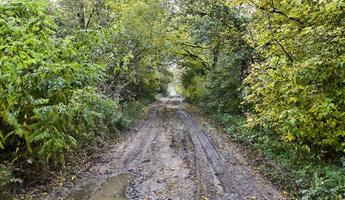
69 173 131 200
90 173 131 200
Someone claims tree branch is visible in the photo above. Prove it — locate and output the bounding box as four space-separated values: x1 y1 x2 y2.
85 0 102 30
181 48 210 69
249 0 304 25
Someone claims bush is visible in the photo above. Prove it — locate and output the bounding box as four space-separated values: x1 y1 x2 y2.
214 112 345 199
243 0 345 154
0 0 124 168
117 101 148 130
0 0 171 197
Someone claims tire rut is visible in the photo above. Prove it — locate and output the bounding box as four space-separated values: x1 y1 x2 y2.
50 97 284 200
122 109 158 166
178 108 284 200
178 109 242 199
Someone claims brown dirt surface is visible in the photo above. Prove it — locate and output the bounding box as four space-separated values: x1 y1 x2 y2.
41 96 285 200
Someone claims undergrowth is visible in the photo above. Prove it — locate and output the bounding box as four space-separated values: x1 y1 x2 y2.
0 100 150 199
213 113 345 200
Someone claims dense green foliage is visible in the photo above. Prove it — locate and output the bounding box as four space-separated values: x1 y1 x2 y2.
172 0 252 114
214 113 345 199
177 0 344 156
0 0 171 196
0 0 107 165
1 0 344 198
242 0 345 155
55 0 172 101
175 0 345 198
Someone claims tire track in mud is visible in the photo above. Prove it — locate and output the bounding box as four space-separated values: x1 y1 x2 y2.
125 107 196 200
178 108 284 200
50 97 283 200
178 109 242 199
122 108 158 166
58 108 161 200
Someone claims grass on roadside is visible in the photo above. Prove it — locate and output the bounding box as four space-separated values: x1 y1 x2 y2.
212 113 345 200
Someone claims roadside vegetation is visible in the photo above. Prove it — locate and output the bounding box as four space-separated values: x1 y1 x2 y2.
0 0 171 198
175 0 345 199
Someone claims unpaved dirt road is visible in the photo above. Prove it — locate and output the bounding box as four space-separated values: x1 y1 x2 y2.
50 96 284 200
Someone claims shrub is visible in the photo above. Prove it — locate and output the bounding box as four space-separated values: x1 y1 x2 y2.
214 113 345 199
0 0 111 166
243 0 345 154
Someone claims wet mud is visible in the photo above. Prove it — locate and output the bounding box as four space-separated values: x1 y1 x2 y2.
49 96 284 200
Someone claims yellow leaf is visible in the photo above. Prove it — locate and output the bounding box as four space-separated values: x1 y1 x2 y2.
287 133 295 142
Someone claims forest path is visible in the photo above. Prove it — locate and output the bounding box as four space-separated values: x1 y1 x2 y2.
51 96 284 200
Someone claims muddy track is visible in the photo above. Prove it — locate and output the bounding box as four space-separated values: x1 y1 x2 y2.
178 109 242 199
49 97 284 200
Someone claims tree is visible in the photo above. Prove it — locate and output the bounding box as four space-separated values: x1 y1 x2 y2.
172 0 252 114
240 0 345 154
